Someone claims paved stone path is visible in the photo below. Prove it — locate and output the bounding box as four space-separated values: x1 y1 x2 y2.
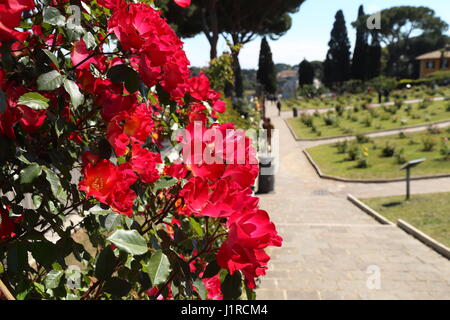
256 102 450 300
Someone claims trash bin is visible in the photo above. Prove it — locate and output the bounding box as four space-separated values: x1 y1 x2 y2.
293 107 298 117
258 155 275 194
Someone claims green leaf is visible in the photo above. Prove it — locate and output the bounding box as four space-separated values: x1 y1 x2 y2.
104 212 121 231
32 194 43 208
95 246 116 280
153 177 178 191
107 230 148 256
194 278 207 300
83 32 96 50
146 250 171 286
189 218 203 236
63 79 84 108
0 89 6 114
42 49 59 68
66 24 85 42
44 270 64 289
29 241 57 268
43 7 66 26
107 64 140 93
34 282 46 296
7 243 28 275
44 168 68 203
37 70 64 91
221 271 242 300
20 163 43 184
245 287 256 300
202 261 221 279
103 277 132 297
18 92 50 110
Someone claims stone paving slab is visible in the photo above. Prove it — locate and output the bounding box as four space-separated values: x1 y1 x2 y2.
256 102 450 300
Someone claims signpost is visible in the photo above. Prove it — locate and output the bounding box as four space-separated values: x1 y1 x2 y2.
400 158 426 200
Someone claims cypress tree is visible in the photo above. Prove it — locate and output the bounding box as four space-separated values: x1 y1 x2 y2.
298 59 314 86
367 31 382 79
257 37 277 95
351 5 369 81
323 10 351 87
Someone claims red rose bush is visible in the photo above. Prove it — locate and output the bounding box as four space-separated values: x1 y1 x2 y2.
0 0 281 300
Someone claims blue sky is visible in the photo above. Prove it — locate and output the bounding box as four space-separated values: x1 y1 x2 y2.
182 0 450 69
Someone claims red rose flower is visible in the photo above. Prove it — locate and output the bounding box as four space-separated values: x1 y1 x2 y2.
130 144 162 184
217 210 282 289
108 3 191 99
0 206 18 241
174 0 191 8
202 275 223 300
79 159 138 216
0 0 34 42
163 163 188 179
107 103 155 156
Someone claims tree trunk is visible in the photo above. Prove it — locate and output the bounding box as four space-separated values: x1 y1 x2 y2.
232 51 243 98
231 33 243 98
210 36 218 60
210 0 219 60
201 0 219 60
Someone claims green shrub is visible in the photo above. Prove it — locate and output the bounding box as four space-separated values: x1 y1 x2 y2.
355 146 369 168
362 117 372 127
394 99 404 109
396 148 407 164
335 105 344 116
421 135 437 152
427 125 441 135
335 140 348 154
384 105 398 115
398 131 407 139
347 143 359 161
341 127 354 135
301 114 314 127
441 138 450 160
356 134 370 144
323 114 337 126
381 142 396 157
419 98 432 109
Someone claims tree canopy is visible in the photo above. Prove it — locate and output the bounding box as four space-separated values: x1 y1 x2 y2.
298 59 314 87
353 6 449 78
160 0 305 59
323 10 351 87
351 5 369 81
257 37 277 95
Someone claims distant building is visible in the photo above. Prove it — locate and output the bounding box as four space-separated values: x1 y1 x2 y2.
276 70 298 99
416 45 450 78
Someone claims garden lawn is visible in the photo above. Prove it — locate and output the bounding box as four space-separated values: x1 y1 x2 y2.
281 85 450 111
306 130 450 180
361 193 450 248
288 99 450 140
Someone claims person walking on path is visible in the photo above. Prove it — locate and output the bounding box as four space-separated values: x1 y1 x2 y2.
276 100 282 116
262 117 275 152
